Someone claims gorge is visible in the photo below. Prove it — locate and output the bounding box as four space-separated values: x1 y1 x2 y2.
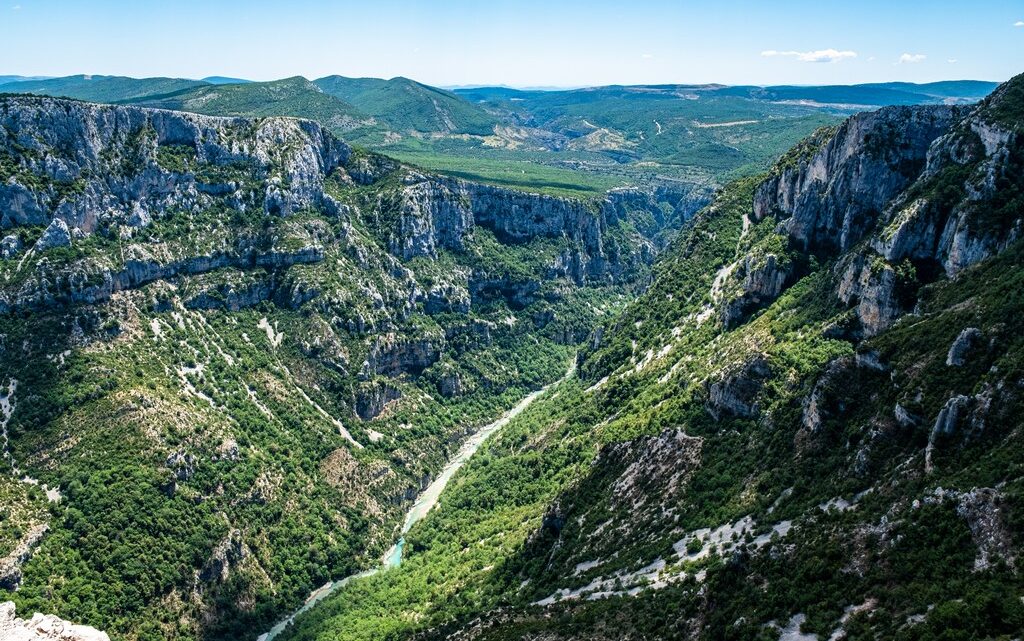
0 60 1021 641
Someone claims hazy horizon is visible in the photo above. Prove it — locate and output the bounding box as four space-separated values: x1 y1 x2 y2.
0 73 1009 92
3 0 1021 87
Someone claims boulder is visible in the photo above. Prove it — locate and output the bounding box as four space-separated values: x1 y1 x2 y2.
925 394 972 472
946 327 983 366
33 219 72 252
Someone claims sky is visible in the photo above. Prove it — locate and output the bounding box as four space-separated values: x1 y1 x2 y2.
2 0 1022 87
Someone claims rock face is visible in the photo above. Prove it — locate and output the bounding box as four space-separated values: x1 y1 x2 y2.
361 331 445 378
946 327 983 366
0 602 109 641
198 529 247 584
926 394 973 472
438 370 464 398
749 88 1023 338
0 524 48 590
0 234 20 259
720 253 790 328
384 172 661 284
355 382 402 420
33 219 72 252
874 84 1024 277
798 353 888 440
0 243 325 314
836 253 906 336
706 356 772 420
1 95 672 321
0 95 349 233
754 105 963 254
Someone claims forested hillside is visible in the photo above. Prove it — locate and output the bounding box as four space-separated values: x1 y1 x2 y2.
279 74 1024 641
0 95 703 640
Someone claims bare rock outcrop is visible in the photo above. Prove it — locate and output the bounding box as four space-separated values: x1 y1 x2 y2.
706 356 772 420
355 382 402 420
874 86 1024 277
0 524 48 590
925 394 973 472
946 327 983 366
0 602 109 641
836 254 906 337
753 105 962 255
385 172 657 284
0 96 349 233
720 253 790 329
33 219 71 252
361 331 445 378
0 234 21 259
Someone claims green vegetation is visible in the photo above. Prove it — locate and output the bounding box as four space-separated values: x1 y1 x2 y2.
0 75 207 103
1 73 855 196
0 96 649 640
983 72 1024 129
388 151 621 198
277 86 1024 640
0 477 49 557
0 75 1014 641
3 74 997 198
315 76 497 135
127 77 375 137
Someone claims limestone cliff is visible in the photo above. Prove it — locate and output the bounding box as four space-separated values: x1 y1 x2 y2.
734 82 1022 336
1 602 109 641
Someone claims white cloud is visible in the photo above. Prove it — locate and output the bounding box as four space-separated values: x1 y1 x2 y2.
948 58 958 64
641 53 654 59
898 53 927 64
12 4 21 9
760 48 857 63
1015 20 1024 27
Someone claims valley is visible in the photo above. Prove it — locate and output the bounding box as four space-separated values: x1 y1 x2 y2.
275 76 1024 641
0 50 1020 641
259 361 572 641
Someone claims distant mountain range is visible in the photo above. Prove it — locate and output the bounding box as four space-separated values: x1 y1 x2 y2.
0 74 997 130
200 76 252 85
452 80 997 107
0 73 1002 193
0 75 53 84
314 75 497 135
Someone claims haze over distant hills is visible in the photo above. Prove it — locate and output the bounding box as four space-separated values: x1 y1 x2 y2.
0 73 999 198
1 3 1022 641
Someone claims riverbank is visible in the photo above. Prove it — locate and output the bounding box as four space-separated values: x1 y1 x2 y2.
257 362 575 641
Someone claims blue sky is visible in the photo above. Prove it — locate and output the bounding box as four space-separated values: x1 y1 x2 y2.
3 0 1022 87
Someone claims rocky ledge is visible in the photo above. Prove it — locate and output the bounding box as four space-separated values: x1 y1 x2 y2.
0 602 109 641
732 77 1023 337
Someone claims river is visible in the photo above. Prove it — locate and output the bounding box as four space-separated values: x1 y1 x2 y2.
257 363 574 640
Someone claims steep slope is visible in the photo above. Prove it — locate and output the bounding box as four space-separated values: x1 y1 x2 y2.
279 74 1024 641
314 76 497 136
0 75 209 103
0 96 695 640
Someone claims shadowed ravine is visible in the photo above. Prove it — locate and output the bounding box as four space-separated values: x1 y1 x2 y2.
257 362 576 641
